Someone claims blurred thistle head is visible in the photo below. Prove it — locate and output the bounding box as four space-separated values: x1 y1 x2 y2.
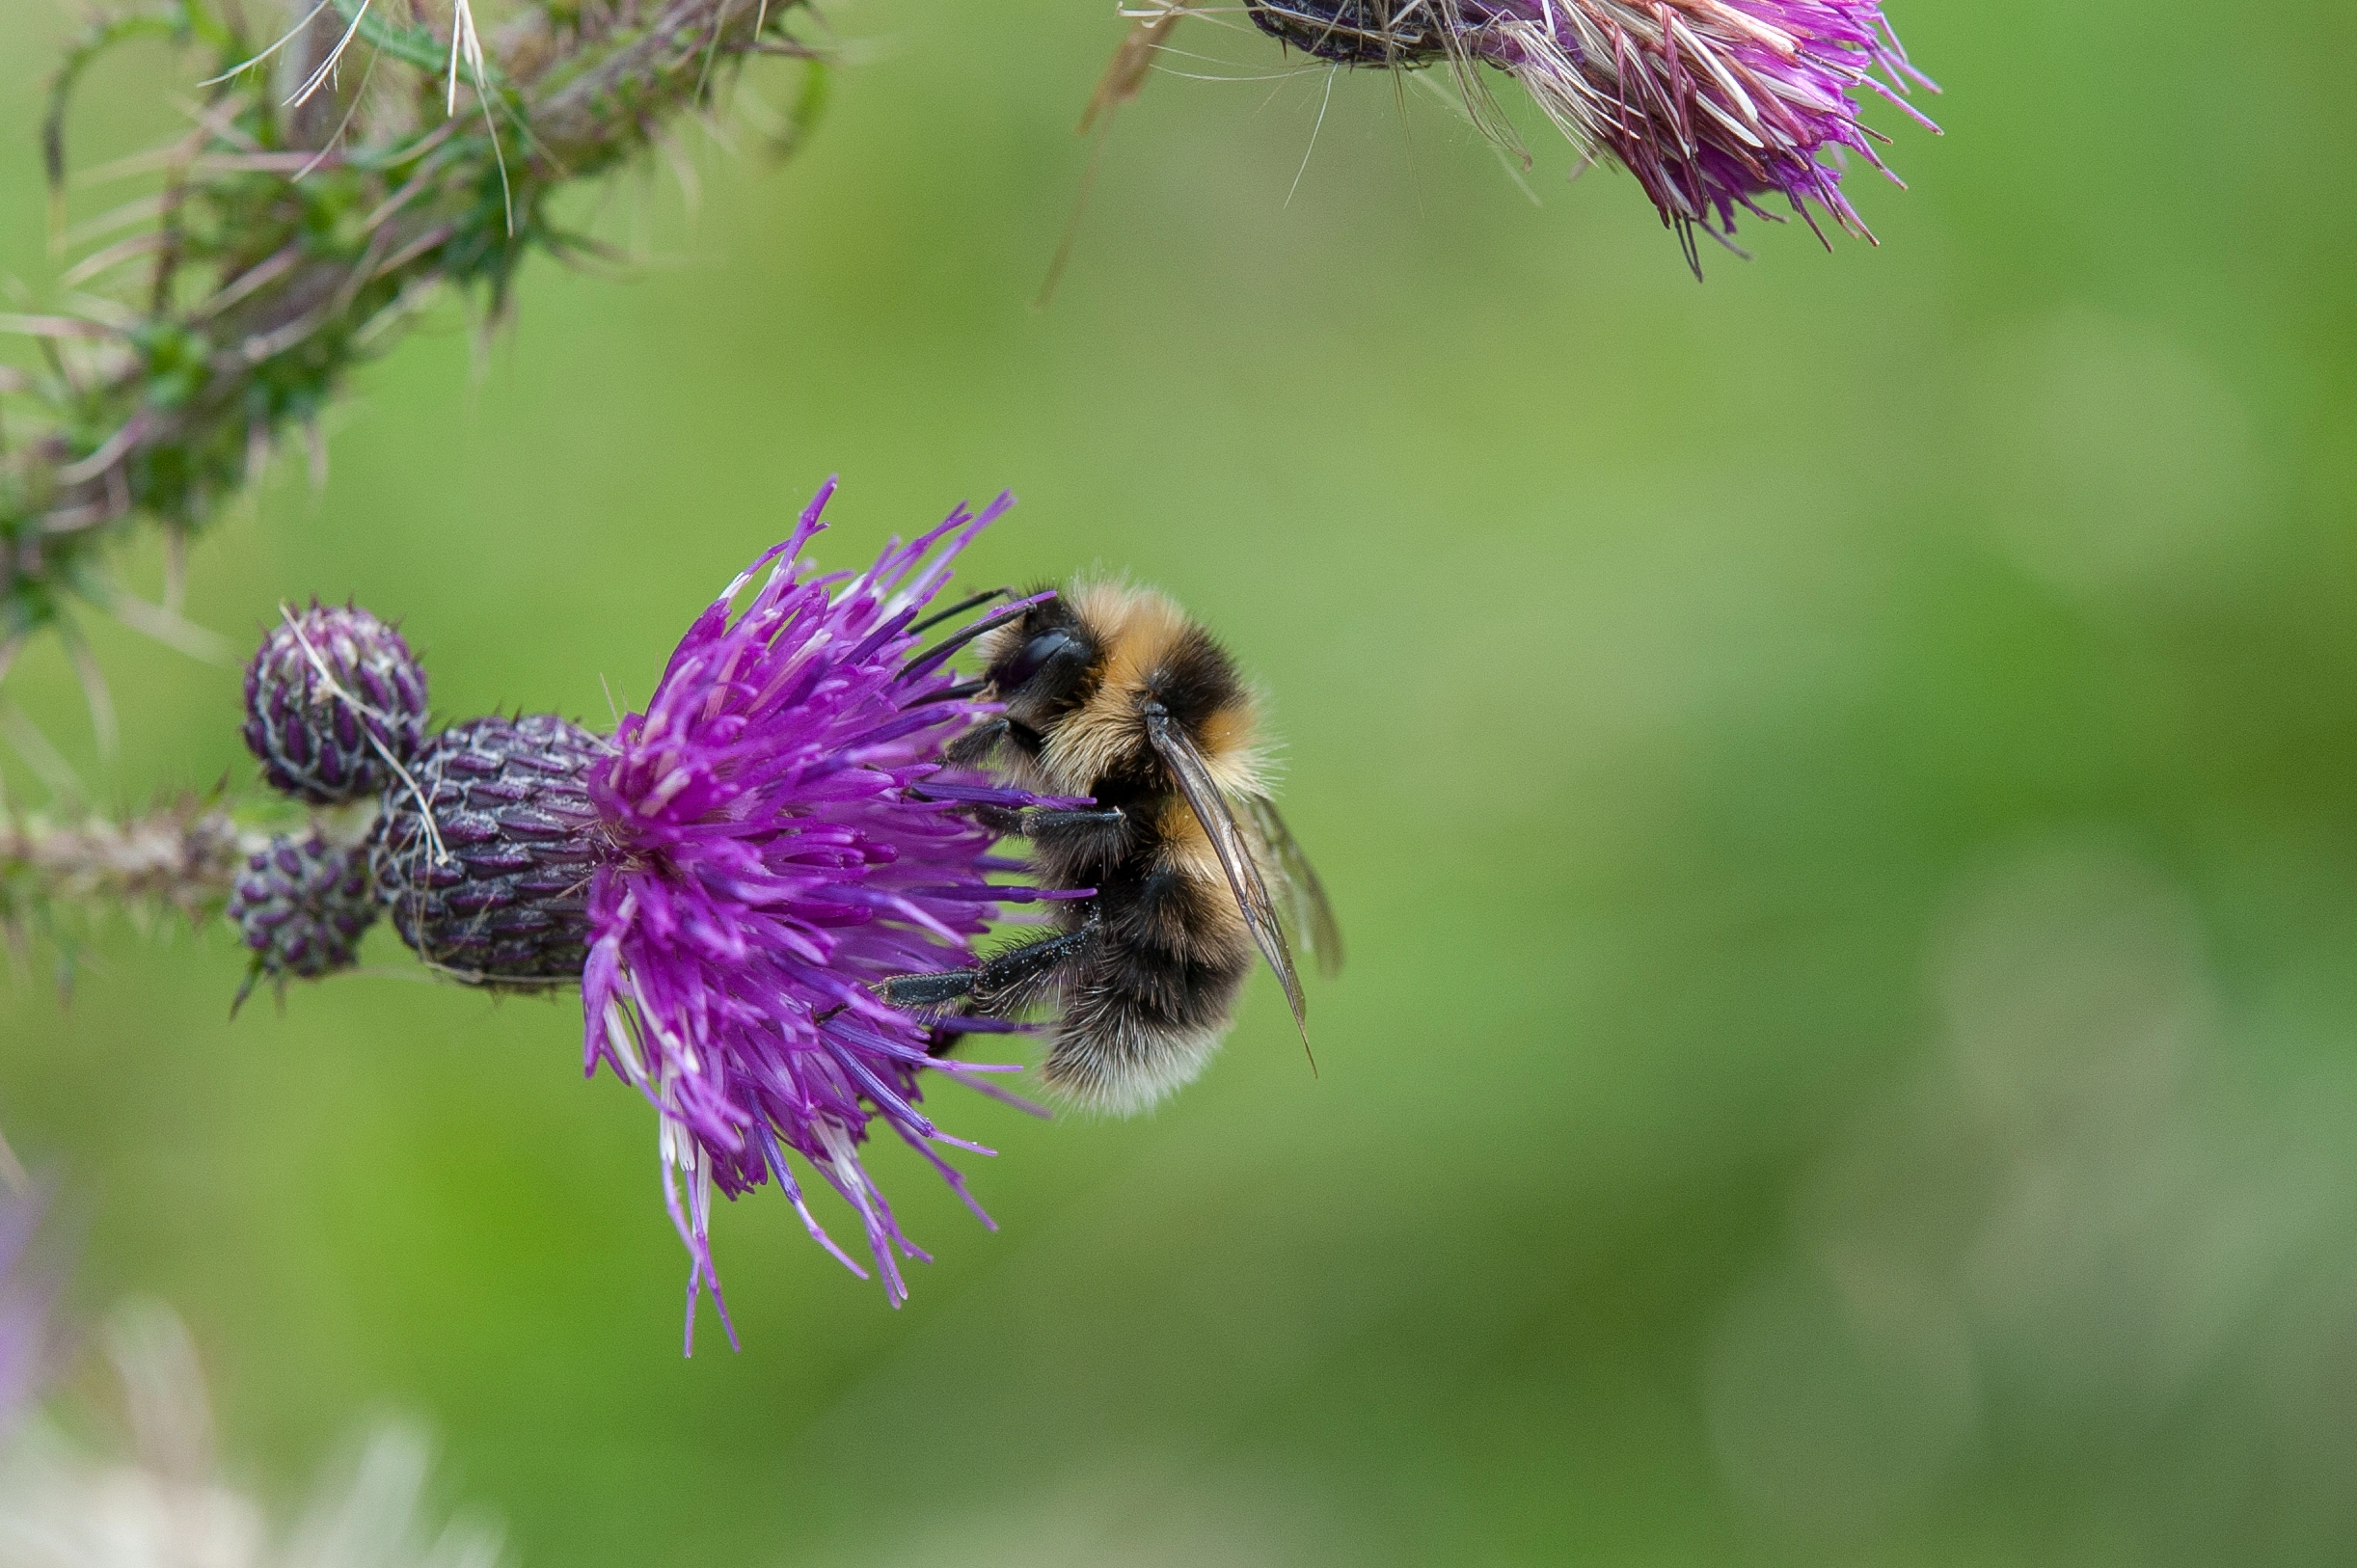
1244 0 1938 269
582 480 1049 1344
243 604 429 805
226 831 379 1014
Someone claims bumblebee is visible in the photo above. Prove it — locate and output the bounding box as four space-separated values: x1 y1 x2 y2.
883 582 1341 1113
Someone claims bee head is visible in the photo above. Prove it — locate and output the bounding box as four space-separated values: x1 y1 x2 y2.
979 595 1098 733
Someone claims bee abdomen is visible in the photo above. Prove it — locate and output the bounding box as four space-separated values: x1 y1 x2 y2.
1084 938 1249 1033
1042 906 1251 1115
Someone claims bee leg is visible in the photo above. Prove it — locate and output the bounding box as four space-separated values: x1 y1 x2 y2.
1016 804 1129 860
970 801 1029 836
876 918 1098 1012
945 717 1011 768
1022 807 1124 832
964 804 1125 838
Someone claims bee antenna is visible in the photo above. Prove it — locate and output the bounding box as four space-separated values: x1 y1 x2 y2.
900 590 1058 683
909 586 1014 636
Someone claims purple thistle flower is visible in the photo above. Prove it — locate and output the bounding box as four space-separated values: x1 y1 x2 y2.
582 480 1063 1348
1249 0 1938 269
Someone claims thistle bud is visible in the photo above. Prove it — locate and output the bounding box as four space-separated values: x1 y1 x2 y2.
242 603 430 804
1246 0 1442 64
369 714 604 988
225 831 379 1009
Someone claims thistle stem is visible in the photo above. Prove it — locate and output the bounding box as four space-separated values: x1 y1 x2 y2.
1 801 256 933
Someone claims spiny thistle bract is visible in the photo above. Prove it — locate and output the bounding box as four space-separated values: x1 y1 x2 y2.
1248 0 1443 62
1240 0 1937 270
225 829 379 1008
243 602 430 804
1 0 826 656
370 713 602 987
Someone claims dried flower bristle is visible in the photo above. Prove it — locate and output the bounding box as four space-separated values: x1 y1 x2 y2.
0 1301 507 1568
0 1188 52 1437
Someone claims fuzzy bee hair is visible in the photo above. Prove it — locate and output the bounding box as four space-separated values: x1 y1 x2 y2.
973 581 1269 807
889 581 1337 1115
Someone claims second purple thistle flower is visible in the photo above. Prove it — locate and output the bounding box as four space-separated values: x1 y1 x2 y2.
1245 0 1939 268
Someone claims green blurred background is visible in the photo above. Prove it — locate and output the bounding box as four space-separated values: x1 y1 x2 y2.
6 0 2357 1561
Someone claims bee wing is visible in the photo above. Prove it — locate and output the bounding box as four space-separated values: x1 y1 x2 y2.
1243 794 1343 981
1144 710 1309 1044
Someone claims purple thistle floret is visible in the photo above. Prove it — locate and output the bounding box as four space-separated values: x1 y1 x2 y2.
582 480 1061 1349
1251 0 1938 267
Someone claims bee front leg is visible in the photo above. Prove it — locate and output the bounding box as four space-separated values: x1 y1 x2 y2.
965 803 1126 837
876 916 1099 1012
1022 807 1124 832
945 717 1011 769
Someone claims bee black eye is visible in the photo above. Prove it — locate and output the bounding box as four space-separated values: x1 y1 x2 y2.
1000 629 1079 691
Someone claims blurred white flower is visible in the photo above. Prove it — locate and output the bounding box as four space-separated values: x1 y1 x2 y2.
0 1303 501 1568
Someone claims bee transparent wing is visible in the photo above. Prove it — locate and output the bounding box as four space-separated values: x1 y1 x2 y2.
1244 794 1342 981
1144 711 1309 1043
